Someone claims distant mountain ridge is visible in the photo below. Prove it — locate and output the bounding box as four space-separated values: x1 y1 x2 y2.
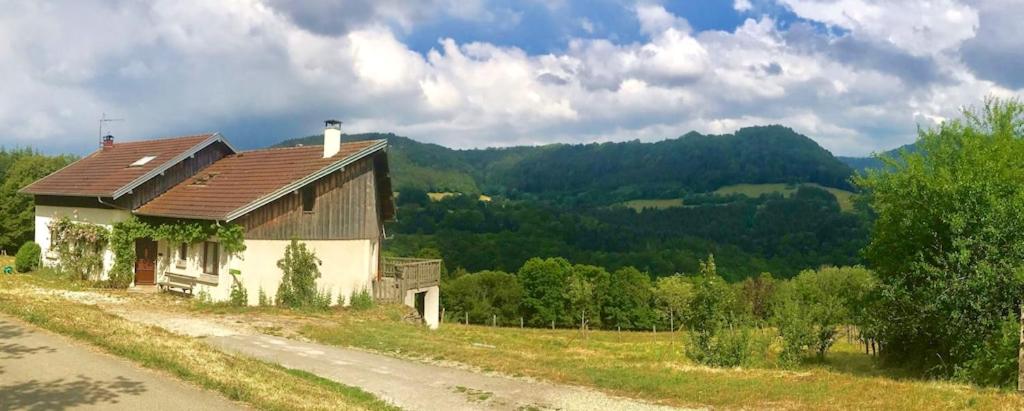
274 125 856 198
838 143 918 172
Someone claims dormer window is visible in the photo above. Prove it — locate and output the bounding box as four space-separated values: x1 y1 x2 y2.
130 156 156 167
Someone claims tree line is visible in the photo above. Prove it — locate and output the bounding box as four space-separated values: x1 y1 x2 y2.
0 148 75 254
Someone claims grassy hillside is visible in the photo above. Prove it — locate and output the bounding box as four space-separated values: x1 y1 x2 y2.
715 183 855 212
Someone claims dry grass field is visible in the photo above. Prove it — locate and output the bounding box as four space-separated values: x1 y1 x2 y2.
4 271 1023 410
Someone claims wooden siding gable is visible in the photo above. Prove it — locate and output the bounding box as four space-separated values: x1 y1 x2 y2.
239 153 385 241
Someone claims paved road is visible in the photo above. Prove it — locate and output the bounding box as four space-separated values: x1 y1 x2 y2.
208 333 680 411
0 315 245 411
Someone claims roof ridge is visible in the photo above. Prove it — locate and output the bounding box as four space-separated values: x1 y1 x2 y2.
113 132 216 145
238 139 383 154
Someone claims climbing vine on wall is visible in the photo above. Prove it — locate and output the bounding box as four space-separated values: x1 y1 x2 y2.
47 217 110 282
107 217 248 289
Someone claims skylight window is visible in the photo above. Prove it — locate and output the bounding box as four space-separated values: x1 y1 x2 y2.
129 156 157 167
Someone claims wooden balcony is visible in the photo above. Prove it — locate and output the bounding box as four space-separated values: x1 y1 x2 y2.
374 257 442 303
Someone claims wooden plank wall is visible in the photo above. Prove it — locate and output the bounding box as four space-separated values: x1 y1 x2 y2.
240 154 382 240
118 142 233 209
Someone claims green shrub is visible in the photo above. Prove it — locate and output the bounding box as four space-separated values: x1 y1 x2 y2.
772 266 876 363
228 269 247 307
276 239 322 309
14 241 41 273
349 288 374 310
683 255 757 367
954 312 1020 388
312 289 332 311
258 287 272 307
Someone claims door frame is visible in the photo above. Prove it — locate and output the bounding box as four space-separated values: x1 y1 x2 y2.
134 237 158 285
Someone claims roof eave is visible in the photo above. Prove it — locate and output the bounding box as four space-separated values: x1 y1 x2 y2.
224 139 388 222
133 210 223 221
111 133 237 199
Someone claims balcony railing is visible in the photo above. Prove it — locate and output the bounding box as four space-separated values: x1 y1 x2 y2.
374 257 442 303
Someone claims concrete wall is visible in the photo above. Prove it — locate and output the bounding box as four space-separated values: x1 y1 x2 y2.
156 238 378 306
34 205 132 279
403 285 440 330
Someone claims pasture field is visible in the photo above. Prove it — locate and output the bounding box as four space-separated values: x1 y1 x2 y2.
714 183 855 212
617 198 686 211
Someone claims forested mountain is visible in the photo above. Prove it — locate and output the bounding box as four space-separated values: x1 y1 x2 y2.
277 126 869 280
276 125 855 198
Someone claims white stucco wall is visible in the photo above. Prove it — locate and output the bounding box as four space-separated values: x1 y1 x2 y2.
34 205 132 279
156 238 377 306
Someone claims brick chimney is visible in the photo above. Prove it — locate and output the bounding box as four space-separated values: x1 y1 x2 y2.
324 120 341 158
102 135 115 150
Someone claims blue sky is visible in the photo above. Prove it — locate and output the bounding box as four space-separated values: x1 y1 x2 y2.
0 0 1021 156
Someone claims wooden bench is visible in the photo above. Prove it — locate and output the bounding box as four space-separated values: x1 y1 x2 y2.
159 272 197 295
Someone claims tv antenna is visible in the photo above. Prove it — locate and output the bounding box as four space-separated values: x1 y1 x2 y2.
98 113 124 146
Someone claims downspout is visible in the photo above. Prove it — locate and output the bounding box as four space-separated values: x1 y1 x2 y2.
97 196 130 210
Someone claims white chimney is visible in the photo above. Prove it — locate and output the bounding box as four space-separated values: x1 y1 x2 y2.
324 119 342 158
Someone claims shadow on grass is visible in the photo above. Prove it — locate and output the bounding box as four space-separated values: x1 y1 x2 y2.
0 375 147 409
802 351 919 381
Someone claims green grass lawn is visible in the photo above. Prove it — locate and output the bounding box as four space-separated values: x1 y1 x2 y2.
715 183 856 212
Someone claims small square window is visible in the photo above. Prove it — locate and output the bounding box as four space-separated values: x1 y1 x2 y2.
202 242 219 275
301 186 316 213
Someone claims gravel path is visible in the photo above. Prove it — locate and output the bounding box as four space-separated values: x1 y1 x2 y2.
108 306 685 410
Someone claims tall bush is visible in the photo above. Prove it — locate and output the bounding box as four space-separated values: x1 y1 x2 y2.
683 255 754 367
14 241 41 273
855 98 1024 384
772 266 876 363
276 239 323 309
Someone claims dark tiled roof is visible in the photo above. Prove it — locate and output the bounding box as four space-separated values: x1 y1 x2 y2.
136 140 385 221
20 134 218 197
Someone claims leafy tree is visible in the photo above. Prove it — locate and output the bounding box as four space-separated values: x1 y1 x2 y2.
602 266 656 330
738 272 776 322
772 266 876 363
654 275 694 331
570 264 610 328
855 98 1024 384
518 257 572 327
443 270 523 324
0 153 75 252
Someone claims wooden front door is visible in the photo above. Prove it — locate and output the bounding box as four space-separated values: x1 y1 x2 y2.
134 238 157 285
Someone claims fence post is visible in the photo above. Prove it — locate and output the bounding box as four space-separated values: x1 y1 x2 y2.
551 319 555 330
520 317 523 328
670 311 674 333
1018 303 1023 392
465 312 469 326
493 314 496 327
653 325 656 334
